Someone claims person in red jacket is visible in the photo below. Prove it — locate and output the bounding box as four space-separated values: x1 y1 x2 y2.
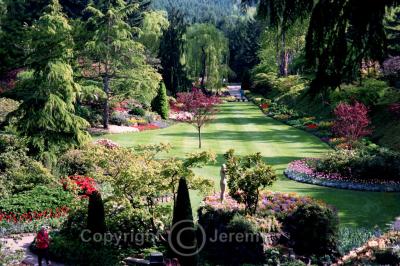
36 226 51 266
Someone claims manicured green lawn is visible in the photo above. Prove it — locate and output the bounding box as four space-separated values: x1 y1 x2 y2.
102 102 400 228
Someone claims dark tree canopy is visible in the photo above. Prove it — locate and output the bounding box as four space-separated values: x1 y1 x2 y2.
305 0 400 93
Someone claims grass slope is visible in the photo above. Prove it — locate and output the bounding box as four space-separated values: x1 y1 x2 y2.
102 102 400 228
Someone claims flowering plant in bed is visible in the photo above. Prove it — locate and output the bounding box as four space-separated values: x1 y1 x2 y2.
62 175 97 196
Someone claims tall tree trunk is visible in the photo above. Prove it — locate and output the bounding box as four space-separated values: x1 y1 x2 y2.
279 32 289 76
200 46 206 92
103 74 110 129
198 127 202 149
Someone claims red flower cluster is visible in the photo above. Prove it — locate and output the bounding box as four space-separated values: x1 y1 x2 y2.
0 207 69 224
62 175 97 196
307 123 318 129
132 124 160 131
260 103 269 110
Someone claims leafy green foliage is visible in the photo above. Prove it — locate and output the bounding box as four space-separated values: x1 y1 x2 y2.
170 177 198 266
151 82 170 119
385 6 400 56
82 0 160 128
0 135 55 197
184 23 229 90
0 186 74 214
305 0 400 93
224 149 277 215
4 1 89 158
285 203 339 259
138 10 169 58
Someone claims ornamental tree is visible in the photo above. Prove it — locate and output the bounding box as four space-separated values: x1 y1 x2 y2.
176 88 220 148
332 102 372 146
224 149 277 215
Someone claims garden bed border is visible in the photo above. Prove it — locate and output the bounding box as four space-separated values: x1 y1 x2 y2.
284 168 400 192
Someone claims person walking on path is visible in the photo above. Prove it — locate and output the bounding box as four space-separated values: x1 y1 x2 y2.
36 226 51 266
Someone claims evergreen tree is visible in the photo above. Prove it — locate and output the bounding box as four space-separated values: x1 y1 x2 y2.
83 0 160 129
385 6 400 56
87 191 106 234
170 177 198 266
159 8 188 95
4 0 89 158
151 82 170 119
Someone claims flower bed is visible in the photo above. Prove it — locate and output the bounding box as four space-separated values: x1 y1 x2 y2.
285 159 400 192
203 191 322 218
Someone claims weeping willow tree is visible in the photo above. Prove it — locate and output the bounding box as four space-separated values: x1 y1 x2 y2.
306 0 400 93
4 0 89 159
82 0 160 129
184 23 229 91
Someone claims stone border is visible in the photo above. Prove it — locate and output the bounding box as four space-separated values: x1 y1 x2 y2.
284 169 400 192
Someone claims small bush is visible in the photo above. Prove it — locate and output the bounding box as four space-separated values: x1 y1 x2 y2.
0 186 74 214
110 111 130 126
330 79 390 107
129 106 146 116
151 82 170 119
285 203 339 259
58 148 96 176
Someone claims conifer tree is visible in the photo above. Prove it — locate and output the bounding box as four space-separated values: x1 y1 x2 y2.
159 8 188 95
87 190 106 234
151 82 170 119
83 0 160 129
5 0 89 158
170 177 198 266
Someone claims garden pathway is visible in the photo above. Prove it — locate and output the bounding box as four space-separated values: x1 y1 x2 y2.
1 234 64 266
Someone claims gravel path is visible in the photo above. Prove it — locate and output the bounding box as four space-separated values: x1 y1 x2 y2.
1 234 64 266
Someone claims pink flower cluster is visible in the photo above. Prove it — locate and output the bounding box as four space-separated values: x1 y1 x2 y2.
287 159 347 181
94 139 120 149
203 194 244 211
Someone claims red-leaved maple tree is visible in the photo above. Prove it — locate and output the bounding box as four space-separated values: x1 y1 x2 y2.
176 88 221 148
332 102 372 146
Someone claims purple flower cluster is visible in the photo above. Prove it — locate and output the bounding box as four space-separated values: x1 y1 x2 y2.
203 191 320 217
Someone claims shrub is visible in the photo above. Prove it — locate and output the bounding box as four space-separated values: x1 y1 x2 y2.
87 191 106 234
129 106 146 116
76 105 103 126
332 101 372 145
315 145 400 181
225 150 277 215
0 186 74 214
0 97 19 123
151 82 170 119
330 79 390 106
284 203 339 259
170 178 197 266
383 56 400 87
0 135 55 197
33 233 122 266
58 148 96 176
110 111 130 126
338 227 375 255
